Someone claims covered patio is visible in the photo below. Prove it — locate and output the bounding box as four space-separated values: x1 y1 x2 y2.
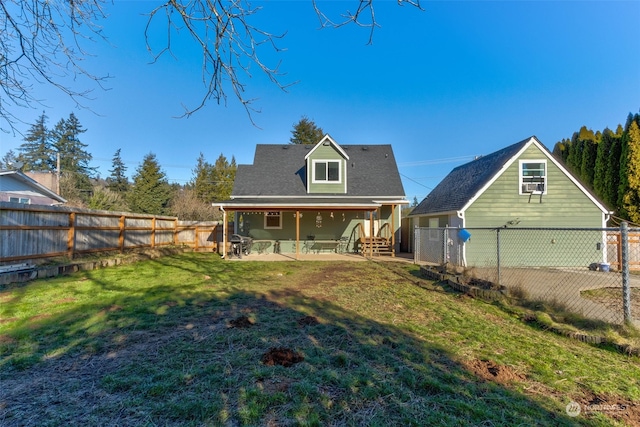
216 199 404 260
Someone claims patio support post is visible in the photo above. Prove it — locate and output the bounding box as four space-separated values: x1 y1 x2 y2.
369 210 374 258
496 227 502 286
222 208 227 259
296 210 300 260
391 204 396 257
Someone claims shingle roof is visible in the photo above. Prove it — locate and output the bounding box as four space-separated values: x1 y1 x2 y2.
410 137 532 216
231 144 405 199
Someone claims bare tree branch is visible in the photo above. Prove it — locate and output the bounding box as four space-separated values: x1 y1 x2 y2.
146 0 294 124
1 0 422 132
313 0 423 45
0 0 111 134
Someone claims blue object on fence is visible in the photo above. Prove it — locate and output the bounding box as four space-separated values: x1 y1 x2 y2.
458 228 471 242
599 263 610 272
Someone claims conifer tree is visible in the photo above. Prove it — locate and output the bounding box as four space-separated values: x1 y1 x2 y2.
290 116 324 145
621 121 640 223
190 153 216 202
107 148 130 195
51 113 94 201
0 150 19 169
17 112 54 171
211 154 236 201
127 153 173 215
593 129 610 201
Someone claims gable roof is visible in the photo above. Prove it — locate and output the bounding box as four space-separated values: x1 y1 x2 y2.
228 141 405 204
0 170 67 204
410 136 609 217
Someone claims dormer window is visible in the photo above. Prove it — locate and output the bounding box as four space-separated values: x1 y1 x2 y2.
313 160 341 183
520 160 546 194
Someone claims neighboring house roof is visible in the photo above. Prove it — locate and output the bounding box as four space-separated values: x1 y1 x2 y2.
0 169 67 204
223 136 406 208
410 136 609 217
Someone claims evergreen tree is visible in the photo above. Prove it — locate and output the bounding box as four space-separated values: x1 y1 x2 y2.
190 153 216 202
107 148 130 194
127 153 173 215
579 137 597 188
211 154 236 201
593 129 612 205
565 137 583 177
605 133 622 210
0 150 19 169
290 116 324 145
17 112 54 171
51 113 94 201
621 121 640 223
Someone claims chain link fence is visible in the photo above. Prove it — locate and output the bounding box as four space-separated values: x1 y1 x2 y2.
414 223 640 327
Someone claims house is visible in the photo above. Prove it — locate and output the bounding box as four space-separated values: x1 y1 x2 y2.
215 135 408 258
409 136 612 267
0 170 66 205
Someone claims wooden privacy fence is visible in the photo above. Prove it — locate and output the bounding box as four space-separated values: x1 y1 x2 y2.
0 202 221 264
607 232 640 271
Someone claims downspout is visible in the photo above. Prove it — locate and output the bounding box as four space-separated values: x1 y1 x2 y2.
457 210 467 267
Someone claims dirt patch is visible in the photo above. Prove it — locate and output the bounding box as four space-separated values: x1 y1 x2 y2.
464 358 526 384
574 391 640 426
297 316 319 327
229 316 254 328
261 347 304 367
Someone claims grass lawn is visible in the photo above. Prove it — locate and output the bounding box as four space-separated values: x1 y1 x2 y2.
1 252 639 426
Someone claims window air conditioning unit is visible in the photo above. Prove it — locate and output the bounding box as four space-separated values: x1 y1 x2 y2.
523 183 544 193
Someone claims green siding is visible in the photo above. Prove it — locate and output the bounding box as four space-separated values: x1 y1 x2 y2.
463 145 606 267
306 145 347 194
235 206 401 254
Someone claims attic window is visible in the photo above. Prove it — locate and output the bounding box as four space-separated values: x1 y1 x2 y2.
312 160 341 183
519 160 547 194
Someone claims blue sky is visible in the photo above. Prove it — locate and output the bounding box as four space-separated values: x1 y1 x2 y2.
1 0 639 203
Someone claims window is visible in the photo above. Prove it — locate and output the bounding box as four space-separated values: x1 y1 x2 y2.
264 211 282 229
9 197 30 204
428 218 440 241
520 160 546 194
313 160 341 183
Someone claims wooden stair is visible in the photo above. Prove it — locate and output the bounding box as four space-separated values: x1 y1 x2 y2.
360 237 393 256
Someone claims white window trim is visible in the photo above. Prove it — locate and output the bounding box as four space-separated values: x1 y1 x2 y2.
264 211 282 229
519 159 547 195
311 159 342 184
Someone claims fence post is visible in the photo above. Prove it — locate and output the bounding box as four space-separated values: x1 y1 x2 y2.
119 215 125 254
621 221 632 325
67 212 76 260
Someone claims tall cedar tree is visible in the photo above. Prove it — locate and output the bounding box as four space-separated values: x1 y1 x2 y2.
107 148 130 194
621 121 640 223
553 112 640 220
127 153 173 215
290 116 324 145
17 112 54 171
593 129 612 203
